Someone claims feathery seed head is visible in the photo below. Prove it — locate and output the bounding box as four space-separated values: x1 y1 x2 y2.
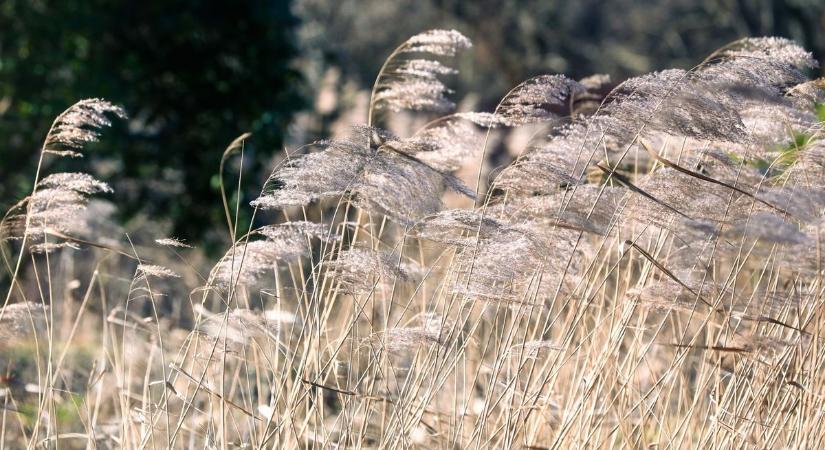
326 248 417 295
155 237 193 248
45 99 126 156
403 29 472 56
137 264 180 279
494 75 584 126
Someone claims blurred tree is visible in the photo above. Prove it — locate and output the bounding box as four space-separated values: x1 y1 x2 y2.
295 0 825 111
0 0 304 244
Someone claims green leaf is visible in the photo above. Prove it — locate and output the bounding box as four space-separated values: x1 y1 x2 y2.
815 102 825 123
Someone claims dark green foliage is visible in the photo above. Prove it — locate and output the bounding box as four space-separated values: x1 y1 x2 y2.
0 0 304 243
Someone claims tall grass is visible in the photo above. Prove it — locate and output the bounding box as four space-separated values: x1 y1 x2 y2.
2 31 825 449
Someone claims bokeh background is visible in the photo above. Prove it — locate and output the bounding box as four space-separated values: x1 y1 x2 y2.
1 0 823 250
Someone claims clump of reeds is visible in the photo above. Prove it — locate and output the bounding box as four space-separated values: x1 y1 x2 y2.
2 31 825 449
